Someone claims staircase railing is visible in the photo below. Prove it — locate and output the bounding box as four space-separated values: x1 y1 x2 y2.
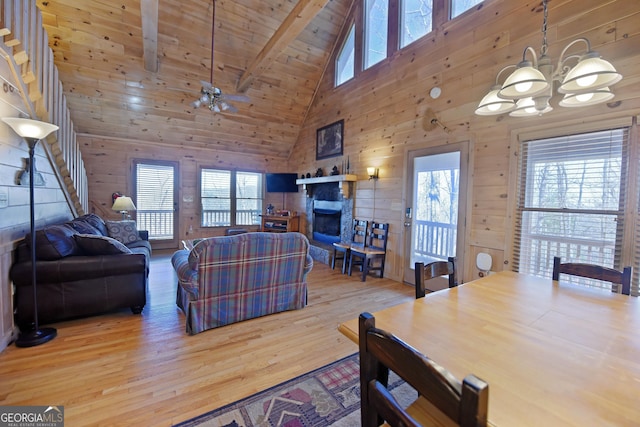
1 1 87 215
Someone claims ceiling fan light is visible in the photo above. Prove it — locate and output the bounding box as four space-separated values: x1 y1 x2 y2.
498 62 550 99
558 54 622 94
475 86 516 115
559 88 614 107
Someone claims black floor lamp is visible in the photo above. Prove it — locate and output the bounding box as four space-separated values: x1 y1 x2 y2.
2 117 59 347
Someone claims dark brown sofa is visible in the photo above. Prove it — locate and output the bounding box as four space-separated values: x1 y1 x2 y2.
10 213 151 330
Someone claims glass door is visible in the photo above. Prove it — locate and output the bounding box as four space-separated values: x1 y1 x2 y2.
133 160 179 249
404 143 468 290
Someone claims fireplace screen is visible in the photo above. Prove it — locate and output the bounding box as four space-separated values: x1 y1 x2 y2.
312 200 342 245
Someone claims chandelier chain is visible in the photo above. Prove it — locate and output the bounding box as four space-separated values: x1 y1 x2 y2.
541 0 548 56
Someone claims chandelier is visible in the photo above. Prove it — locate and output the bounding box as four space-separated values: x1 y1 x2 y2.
475 0 622 117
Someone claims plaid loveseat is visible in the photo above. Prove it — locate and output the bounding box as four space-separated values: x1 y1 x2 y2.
171 232 313 335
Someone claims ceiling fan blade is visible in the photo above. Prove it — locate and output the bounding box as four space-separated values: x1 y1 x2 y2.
224 94 250 103
221 101 238 113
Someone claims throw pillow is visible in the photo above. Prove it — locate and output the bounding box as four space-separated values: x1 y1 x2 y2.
77 213 109 236
74 234 132 255
105 220 140 244
68 219 101 235
27 224 80 260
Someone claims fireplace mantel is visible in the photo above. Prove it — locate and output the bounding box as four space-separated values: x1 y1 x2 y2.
296 174 357 198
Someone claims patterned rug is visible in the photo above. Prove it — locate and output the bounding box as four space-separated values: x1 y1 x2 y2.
173 353 416 427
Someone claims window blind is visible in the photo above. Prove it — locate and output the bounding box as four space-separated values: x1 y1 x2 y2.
135 162 175 240
513 128 631 292
201 169 262 227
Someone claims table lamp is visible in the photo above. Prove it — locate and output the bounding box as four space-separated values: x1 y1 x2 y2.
112 196 136 219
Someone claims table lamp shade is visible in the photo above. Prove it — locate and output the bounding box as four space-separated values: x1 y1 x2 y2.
112 196 137 212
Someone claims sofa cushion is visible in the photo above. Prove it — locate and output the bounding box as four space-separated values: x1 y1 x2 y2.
74 234 132 255
77 213 109 236
105 220 141 244
68 219 101 235
27 224 80 260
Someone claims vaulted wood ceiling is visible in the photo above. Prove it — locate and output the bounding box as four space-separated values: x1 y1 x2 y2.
37 0 352 158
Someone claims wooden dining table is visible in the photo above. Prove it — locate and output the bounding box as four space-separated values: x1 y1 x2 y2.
338 270 640 426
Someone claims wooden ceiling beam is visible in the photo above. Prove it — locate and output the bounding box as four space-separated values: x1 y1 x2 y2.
141 0 158 72
236 0 329 92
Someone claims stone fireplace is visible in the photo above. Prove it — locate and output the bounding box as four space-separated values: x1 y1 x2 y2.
302 181 354 263
296 174 357 264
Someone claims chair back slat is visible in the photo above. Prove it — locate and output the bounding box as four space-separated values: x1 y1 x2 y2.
415 257 458 298
367 221 389 251
352 219 368 247
552 256 631 295
359 312 489 427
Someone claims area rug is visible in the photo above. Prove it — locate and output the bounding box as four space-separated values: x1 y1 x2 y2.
174 353 416 427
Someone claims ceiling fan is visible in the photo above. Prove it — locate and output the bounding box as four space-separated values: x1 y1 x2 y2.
192 0 249 113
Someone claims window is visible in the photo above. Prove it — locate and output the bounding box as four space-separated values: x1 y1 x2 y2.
336 0 485 86
200 169 262 227
364 0 389 69
336 23 355 86
451 0 482 18
135 161 177 243
513 128 637 293
400 0 433 48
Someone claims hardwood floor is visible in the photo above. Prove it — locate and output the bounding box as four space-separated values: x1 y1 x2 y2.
0 251 414 426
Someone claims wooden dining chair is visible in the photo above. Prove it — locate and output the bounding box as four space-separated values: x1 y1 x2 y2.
332 219 368 274
415 257 458 298
552 256 631 295
359 312 489 427
348 222 389 282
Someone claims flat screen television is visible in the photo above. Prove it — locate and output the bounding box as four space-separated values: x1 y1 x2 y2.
266 173 299 193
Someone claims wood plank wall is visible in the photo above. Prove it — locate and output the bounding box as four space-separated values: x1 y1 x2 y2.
0 1 87 351
288 0 640 283
78 135 290 241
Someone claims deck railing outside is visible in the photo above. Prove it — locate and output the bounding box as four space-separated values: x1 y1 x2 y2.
137 209 261 240
413 220 456 261
201 210 261 227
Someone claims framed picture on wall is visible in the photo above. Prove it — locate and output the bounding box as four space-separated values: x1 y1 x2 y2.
316 119 344 160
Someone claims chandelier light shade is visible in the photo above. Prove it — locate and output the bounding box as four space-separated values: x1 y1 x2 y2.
475 84 516 115
497 58 549 100
558 53 622 94
475 0 622 118
559 88 615 108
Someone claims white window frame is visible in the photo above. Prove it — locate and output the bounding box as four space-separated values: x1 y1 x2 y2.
200 168 263 228
336 23 356 86
510 118 639 296
364 0 389 69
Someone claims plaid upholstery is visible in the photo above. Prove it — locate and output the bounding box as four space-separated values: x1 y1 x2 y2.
171 232 313 335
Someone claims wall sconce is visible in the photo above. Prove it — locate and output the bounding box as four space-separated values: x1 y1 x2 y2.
112 195 137 219
367 167 379 180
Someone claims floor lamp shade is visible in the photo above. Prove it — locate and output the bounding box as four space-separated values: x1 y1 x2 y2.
2 117 59 347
